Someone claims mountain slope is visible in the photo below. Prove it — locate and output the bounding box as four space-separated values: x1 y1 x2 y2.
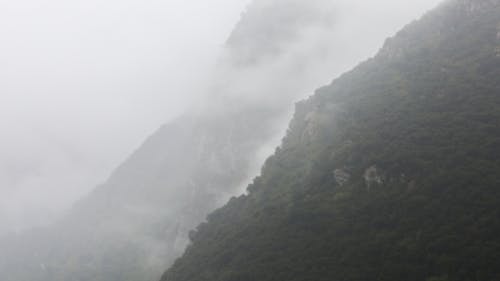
0 1 344 281
162 1 500 280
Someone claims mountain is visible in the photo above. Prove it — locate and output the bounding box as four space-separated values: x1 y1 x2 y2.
0 1 344 281
161 1 500 281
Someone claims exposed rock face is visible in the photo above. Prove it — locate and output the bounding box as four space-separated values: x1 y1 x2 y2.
363 165 383 190
299 102 340 144
333 169 351 186
303 110 322 141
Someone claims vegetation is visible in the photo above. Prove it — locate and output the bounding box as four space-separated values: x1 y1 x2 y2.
162 1 500 281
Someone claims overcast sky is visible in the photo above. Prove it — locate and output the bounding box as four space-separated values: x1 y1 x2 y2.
0 0 441 234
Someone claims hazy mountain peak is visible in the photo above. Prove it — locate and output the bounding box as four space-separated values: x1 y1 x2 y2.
225 0 336 65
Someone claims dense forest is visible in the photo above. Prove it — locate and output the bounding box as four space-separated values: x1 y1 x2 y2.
162 0 500 280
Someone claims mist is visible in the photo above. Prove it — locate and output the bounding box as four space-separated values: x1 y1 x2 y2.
191 0 443 199
0 0 440 254
0 0 250 233
0 0 450 280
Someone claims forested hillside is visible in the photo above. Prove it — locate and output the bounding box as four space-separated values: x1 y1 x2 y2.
162 1 500 280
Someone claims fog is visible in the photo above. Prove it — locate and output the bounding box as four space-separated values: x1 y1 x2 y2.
0 0 440 236
0 0 250 233
0 0 448 280
190 0 444 198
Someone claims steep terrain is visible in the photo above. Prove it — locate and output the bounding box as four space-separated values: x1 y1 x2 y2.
162 0 500 280
0 1 343 280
